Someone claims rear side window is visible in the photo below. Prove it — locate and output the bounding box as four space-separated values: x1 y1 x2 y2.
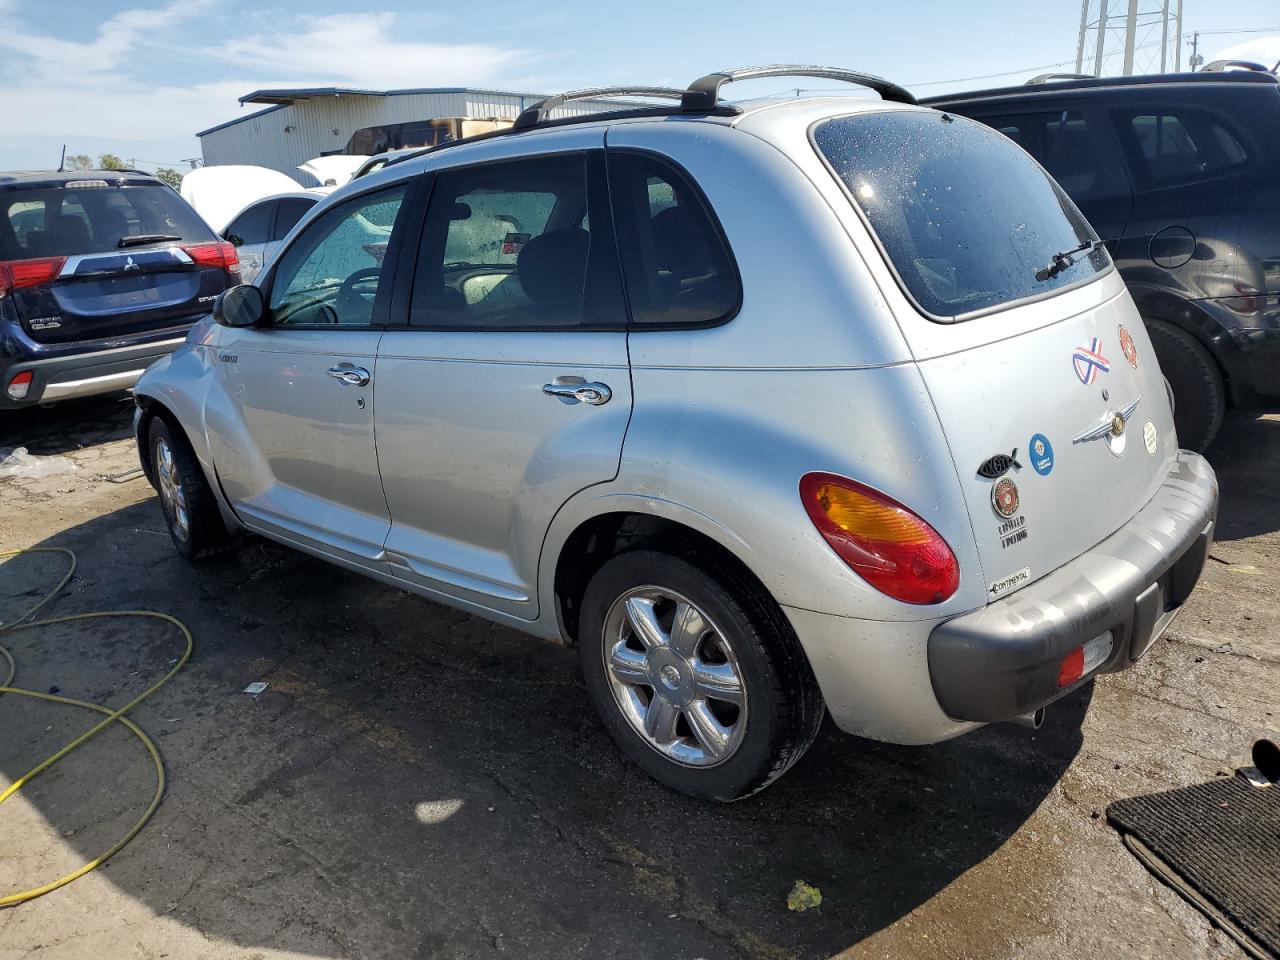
273 198 315 240
987 110 1102 200
224 201 274 246
607 151 738 326
0 182 214 260
1114 109 1251 187
409 152 626 329
813 111 1108 320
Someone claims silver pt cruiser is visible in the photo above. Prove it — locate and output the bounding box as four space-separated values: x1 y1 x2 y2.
134 66 1219 801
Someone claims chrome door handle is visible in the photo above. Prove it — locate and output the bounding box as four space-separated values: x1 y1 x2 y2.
543 378 612 406
328 365 370 386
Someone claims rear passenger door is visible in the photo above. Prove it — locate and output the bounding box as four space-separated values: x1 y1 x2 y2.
374 134 632 620
1106 97 1273 302
965 104 1132 250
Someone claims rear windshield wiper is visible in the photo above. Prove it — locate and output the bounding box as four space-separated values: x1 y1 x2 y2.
117 234 182 248
1035 239 1096 282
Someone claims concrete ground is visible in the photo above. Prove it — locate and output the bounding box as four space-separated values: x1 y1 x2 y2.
0 395 1276 960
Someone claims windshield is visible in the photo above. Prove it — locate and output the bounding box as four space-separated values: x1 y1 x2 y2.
812 110 1109 320
0 182 214 260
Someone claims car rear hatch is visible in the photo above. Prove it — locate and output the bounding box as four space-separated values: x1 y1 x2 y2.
813 109 1176 597
0 175 238 343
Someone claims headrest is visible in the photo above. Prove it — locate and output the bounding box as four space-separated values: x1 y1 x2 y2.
517 228 589 317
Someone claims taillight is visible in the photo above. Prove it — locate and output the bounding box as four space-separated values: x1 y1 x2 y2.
800 472 959 605
182 241 240 277
1222 282 1263 315
0 256 67 296
6 371 33 400
1057 632 1113 687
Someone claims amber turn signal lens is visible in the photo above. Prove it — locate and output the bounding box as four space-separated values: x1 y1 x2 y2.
800 472 959 605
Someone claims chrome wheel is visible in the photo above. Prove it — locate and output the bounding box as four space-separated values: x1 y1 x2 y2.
154 437 189 541
602 586 748 767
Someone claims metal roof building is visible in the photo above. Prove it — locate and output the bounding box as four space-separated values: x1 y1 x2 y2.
196 87 626 181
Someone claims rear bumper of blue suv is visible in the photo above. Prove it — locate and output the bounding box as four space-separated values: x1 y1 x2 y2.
0 319 196 409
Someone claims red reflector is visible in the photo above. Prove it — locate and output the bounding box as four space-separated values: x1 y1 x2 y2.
7 370 33 400
800 472 960 605
182 241 239 270
0 256 67 293
1057 646 1085 688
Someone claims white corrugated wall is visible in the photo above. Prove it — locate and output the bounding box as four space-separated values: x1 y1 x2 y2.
199 90 641 181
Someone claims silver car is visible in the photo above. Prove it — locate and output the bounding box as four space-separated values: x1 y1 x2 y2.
220 190 329 284
134 66 1218 801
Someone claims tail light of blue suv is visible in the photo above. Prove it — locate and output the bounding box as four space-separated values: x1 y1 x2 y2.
800 472 960 605
181 241 240 282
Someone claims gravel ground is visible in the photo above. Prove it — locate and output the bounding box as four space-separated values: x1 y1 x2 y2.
0 395 1276 960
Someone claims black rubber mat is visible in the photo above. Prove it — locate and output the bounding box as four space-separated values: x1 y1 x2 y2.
1108 775 1280 959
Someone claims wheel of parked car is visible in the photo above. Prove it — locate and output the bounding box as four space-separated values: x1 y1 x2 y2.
1144 319 1225 453
579 549 824 801
148 416 233 562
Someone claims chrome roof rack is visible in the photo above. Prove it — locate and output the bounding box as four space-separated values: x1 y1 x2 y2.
1027 72 1096 84
1200 59 1274 74
512 86 689 131
681 64 916 109
385 64 915 168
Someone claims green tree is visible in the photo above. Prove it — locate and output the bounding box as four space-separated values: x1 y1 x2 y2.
64 153 93 171
98 153 129 170
154 167 183 190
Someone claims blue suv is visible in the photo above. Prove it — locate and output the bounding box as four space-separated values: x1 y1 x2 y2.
1 169 240 409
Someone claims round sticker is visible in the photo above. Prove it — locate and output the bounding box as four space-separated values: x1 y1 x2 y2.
1143 420 1158 456
991 477 1020 519
1118 324 1138 368
1029 433 1054 476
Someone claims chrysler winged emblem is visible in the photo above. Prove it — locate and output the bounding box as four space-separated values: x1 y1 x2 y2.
1073 397 1140 456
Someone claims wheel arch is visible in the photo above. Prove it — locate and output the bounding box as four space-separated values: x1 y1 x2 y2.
543 497 782 648
1127 285 1247 405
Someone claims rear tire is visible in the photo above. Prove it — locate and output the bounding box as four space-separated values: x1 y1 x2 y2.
148 416 232 562
579 549 824 802
1145 319 1225 453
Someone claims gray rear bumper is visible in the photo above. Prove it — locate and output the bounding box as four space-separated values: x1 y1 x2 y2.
928 451 1218 723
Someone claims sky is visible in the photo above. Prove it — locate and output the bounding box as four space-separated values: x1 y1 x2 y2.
0 0 1277 172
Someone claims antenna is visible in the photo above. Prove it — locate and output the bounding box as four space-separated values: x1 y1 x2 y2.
1076 0 1183 76
58 144 66 172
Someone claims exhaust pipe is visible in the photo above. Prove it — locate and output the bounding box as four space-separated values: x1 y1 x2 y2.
1007 707 1046 730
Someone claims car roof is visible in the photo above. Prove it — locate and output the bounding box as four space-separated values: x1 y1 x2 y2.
0 169 162 190
922 69 1280 107
370 92 920 186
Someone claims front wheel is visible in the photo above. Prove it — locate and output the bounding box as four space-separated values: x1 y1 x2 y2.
579 550 823 801
148 416 233 562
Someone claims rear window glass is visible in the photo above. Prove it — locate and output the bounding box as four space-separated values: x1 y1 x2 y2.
813 111 1109 320
0 182 213 260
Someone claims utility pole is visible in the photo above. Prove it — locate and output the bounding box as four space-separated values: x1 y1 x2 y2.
1188 31 1203 71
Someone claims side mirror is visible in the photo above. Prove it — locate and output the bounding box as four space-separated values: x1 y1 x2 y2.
224 232 243 247
213 284 266 328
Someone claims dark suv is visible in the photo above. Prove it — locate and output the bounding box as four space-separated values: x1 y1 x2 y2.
1 170 239 410
927 70 1280 450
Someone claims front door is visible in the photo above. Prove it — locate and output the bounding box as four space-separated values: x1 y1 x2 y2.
207 182 410 566
374 138 632 619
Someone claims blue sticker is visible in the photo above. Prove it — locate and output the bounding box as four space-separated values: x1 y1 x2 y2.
1029 433 1054 475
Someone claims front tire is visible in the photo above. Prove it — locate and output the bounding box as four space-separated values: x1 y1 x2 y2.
579 549 823 801
148 416 232 562
1145 319 1225 452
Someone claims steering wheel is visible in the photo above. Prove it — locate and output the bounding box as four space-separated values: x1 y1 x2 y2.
334 267 382 320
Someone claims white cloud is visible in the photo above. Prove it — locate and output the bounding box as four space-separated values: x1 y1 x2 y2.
211 13 525 89
1211 37 1280 71
0 4 527 160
